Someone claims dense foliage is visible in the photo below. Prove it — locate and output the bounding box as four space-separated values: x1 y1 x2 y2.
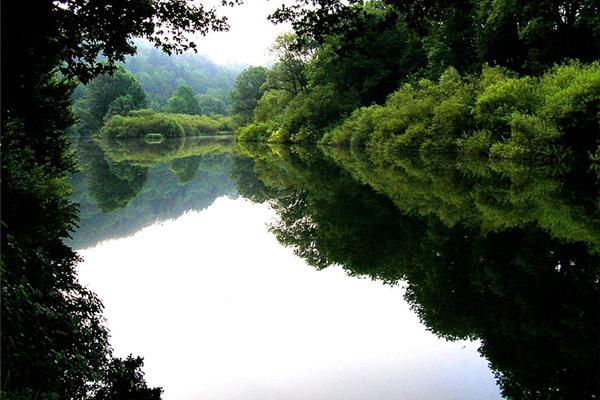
99 110 235 140
231 66 269 124
72 67 148 136
165 86 202 115
72 66 237 139
270 0 600 75
323 63 600 162
233 0 600 166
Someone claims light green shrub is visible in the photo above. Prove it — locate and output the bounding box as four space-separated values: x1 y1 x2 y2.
457 130 494 155
475 76 542 135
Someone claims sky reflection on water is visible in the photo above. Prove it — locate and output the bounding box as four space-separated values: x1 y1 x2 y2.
78 196 500 400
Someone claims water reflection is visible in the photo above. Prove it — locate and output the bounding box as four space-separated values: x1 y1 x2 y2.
71 138 600 399
69 138 236 249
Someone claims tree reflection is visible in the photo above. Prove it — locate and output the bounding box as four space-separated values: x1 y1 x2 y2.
170 156 202 184
80 140 148 212
232 143 600 399
69 138 236 249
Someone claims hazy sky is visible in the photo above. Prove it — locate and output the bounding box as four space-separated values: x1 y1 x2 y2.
78 196 501 400
191 0 290 66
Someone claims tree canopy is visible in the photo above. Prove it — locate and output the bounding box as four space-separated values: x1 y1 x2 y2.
230 66 269 123
123 42 238 110
165 85 202 114
234 0 600 169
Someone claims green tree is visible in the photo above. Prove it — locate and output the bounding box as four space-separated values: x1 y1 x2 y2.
231 66 268 123
476 0 600 73
265 33 312 95
271 0 600 75
197 95 227 115
165 85 201 114
77 67 147 132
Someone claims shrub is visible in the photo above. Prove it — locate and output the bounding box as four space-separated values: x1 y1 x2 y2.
475 76 541 136
457 130 494 155
237 122 273 142
99 111 234 139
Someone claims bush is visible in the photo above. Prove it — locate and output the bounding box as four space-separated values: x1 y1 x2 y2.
475 76 541 135
457 130 494 155
101 113 184 139
99 110 234 139
237 122 273 141
322 105 382 147
333 63 598 164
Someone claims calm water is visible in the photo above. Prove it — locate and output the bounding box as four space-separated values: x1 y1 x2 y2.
69 137 600 400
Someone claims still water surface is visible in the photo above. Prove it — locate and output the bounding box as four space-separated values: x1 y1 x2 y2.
69 137 599 400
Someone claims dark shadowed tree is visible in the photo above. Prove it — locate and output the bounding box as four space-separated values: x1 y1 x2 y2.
93 356 162 400
1 1 234 398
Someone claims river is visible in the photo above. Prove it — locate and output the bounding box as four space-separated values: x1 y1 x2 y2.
68 137 600 400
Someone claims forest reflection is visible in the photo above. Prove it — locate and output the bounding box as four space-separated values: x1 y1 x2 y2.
69 137 236 249
71 138 600 400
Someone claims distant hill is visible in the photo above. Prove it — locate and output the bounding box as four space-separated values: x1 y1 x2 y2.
123 41 241 110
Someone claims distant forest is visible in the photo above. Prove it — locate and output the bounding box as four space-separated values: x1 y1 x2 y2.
69 44 242 140
72 41 242 115
120 41 242 109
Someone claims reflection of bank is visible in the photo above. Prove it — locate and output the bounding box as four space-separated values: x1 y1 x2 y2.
68 138 238 250
95 134 233 166
324 145 600 255
232 142 600 400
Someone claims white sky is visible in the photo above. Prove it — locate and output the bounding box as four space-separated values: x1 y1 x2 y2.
191 0 290 66
77 196 501 400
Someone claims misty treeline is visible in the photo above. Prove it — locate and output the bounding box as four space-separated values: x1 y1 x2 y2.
70 42 240 119
70 45 239 139
232 0 600 167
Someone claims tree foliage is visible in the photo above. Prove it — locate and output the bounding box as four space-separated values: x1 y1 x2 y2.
235 0 600 165
73 67 148 135
165 85 201 114
264 33 312 95
230 66 268 123
270 0 600 74
322 62 600 164
122 42 238 110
